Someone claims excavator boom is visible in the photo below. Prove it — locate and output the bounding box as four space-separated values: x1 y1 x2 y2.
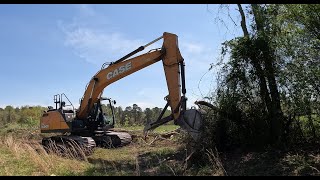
76 32 202 140
77 50 163 120
77 33 183 121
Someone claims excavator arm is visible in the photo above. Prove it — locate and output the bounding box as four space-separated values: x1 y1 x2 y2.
77 50 163 119
77 32 202 140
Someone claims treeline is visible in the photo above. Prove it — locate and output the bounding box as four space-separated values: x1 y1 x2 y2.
0 104 172 128
101 104 172 126
0 106 45 127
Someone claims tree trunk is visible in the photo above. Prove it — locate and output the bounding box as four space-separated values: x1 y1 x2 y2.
251 4 284 145
237 4 249 36
237 4 272 115
237 5 272 115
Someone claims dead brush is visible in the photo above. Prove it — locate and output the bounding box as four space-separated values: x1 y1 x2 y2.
0 135 90 175
205 148 227 176
3 135 23 158
43 139 89 161
23 142 52 174
0 135 54 174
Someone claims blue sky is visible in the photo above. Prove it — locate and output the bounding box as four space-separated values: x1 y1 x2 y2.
0 4 242 109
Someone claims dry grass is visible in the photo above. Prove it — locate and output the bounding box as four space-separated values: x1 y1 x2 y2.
0 135 90 176
0 127 184 176
42 138 91 161
84 132 184 176
0 127 229 176
205 148 227 176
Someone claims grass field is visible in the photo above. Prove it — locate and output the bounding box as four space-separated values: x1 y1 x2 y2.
1 124 320 176
0 125 188 176
0 136 90 176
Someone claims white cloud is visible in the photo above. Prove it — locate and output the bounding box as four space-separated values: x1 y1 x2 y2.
181 41 216 68
177 40 220 101
59 23 166 66
58 5 144 65
181 42 204 54
65 28 142 65
58 9 217 75
58 6 216 71
58 21 143 65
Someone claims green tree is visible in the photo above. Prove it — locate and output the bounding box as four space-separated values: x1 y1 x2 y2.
115 106 124 126
19 106 44 126
124 106 133 125
216 4 285 146
209 4 320 148
4 105 18 124
151 107 161 121
144 108 153 124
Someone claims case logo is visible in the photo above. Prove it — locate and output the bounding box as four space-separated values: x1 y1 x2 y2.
41 124 49 129
107 62 132 80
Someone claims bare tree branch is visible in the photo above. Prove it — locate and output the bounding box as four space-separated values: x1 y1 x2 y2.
237 4 249 36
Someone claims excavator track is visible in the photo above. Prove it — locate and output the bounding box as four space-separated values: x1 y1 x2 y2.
93 130 132 148
42 131 132 157
42 135 96 156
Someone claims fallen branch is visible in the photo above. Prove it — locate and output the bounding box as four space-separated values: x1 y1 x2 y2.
159 131 180 139
148 135 160 146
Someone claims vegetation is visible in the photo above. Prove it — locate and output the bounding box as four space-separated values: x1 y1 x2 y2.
178 4 320 176
196 4 320 150
0 105 184 176
101 104 173 127
0 135 90 176
0 127 188 176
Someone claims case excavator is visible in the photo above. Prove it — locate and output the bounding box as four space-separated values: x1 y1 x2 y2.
40 32 203 154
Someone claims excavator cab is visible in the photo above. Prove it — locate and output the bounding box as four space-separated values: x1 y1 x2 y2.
84 97 115 132
97 97 116 129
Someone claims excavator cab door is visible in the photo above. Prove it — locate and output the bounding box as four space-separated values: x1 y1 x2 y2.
99 97 116 128
102 112 114 127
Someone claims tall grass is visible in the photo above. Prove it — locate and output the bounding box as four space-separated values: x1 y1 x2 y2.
0 135 90 176
205 148 227 176
42 138 91 161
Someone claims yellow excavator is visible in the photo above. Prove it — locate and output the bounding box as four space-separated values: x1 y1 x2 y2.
40 32 203 153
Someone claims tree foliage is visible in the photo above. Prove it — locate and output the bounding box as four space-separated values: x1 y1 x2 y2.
201 4 320 150
0 106 45 128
